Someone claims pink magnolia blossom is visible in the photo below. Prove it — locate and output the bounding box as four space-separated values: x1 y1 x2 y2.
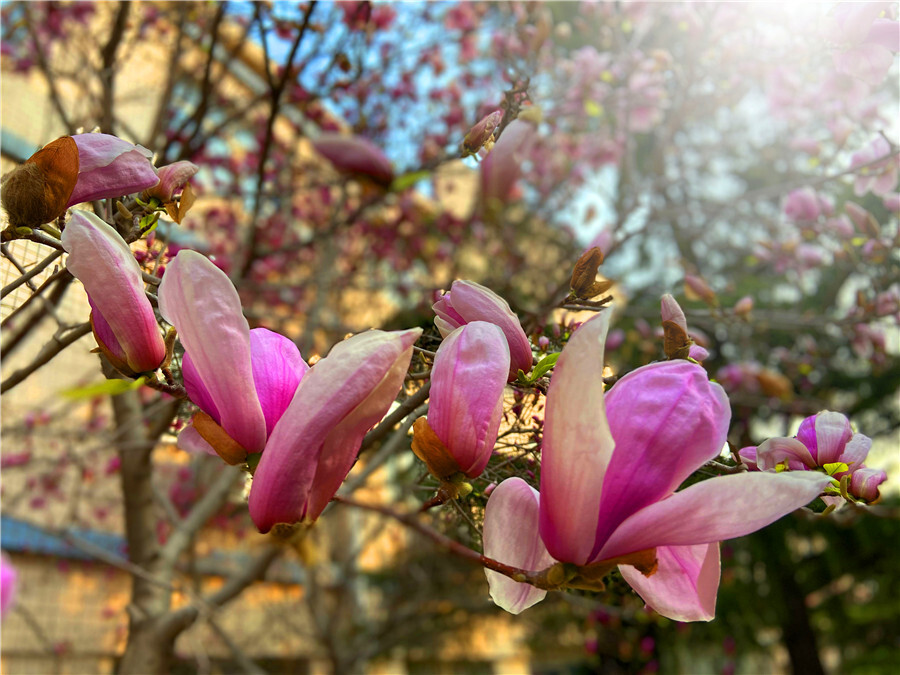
67 133 159 206
783 187 829 222
248 327 420 531
1 553 16 618
484 313 830 620
433 280 532 381
61 211 166 374
312 134 394 187
660 294 688 334
428 322 509 477
739 411 886 504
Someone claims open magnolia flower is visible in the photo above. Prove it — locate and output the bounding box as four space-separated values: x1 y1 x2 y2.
484 312 831 620
158 250 420 531
740 411 886 504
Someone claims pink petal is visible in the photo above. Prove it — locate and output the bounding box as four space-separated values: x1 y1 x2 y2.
427 322 509 477
249 328 420 531
597 472 832 561
756 437 817 470
592 361 730 559
850 467 887 501
539 312 614 565
61 211 165 373
813 411 853 466
435 280 532 380
67 133 159 206
866 18 900 52
1 553 17 617
833 43 894 85
738 446 759 471
176 425 219 457
158 250 267 453
250 328 309 436
619 543 719 622
841 433 873 468
145 161 199 202
483 478 555 614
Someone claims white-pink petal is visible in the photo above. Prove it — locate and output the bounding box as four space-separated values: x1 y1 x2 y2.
597 472 831 560
619 543 719 622
484 478 555 614
539 312 614 565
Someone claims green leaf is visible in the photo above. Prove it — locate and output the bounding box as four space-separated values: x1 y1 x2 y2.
529 352 560 383
62 376 147 400
823 462 849 477
390 170 431 192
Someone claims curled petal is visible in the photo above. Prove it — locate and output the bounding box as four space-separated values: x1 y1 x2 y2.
850 467 887 502
756 437 817 470
598 472 832 561
593 361 730 559
427 322 509 477
158 250 267 453
144 161 199 203
67 133 159 206
249 328 421 531
61 211 165 373
539 312 614 565
619 543 720 622
484 478 555 614
738 446 759 471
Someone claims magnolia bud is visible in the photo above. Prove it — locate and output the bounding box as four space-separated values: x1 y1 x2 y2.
462 110 503 155
684 274 718 306
661 294 691 360
570 247 611 299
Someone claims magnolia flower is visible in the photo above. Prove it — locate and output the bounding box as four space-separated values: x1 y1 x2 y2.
484 313 831 619
67 133 159 206
248 326 420 531
419 321 509 478
312 134 394 187
158 250 306 460
740 411 887 504
159 250 421 531
1 553 16 618
61 211 166 375
850 136 899 197
433 280 532 381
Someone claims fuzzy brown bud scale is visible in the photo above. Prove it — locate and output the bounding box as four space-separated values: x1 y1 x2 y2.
1 137 79 227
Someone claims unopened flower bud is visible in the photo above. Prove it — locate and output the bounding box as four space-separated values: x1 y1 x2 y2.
756 369 793 400
733 295 753 319
462 109 502 156
684 274 718 306
570 247 611 299
661 294 691 360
